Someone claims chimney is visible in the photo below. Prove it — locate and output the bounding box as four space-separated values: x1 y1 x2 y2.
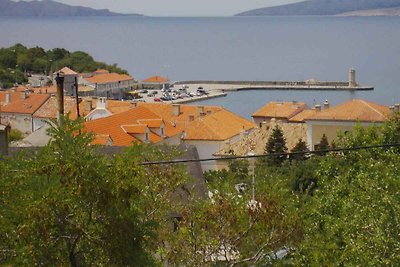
84 100 92 113
131 101 137 108
55 73 65 124
172 104 181 116
395 103 400 112
5 92 11 104
198 106 205 115
389 106 395 114
315 104 321 112
188 115 195 121
323 100 330 110
20 91 28 100
97 97 107 109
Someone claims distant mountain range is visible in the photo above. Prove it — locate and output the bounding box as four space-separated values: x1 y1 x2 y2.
0 0 142 16
236 0 400 16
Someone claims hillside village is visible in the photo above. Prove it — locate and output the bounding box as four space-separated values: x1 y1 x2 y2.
0 65 396 172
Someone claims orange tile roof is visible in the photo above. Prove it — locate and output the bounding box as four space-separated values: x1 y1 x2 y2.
184 109 255 141
105 100 132 114
306 99 390 122
138 119 163 128
33 85 57 94
289 109 318 123
122 124 148 134
33 96 92 120
0 91 24 105
94 69 109 74
143 76 169 83
83 106 180 146
0 92 50 115
85 73 134 85
92 134 112 145
136 102 222 129
252 101 308 120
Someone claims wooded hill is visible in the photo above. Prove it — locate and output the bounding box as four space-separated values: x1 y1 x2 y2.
236 0 400 16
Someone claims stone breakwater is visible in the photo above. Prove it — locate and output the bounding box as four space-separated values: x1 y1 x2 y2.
175 81 374 91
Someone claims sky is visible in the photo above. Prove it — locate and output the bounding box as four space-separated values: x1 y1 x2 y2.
48 0 301 16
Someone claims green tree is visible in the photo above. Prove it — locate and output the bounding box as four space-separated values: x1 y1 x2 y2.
316 133 330 155
294 121 400 265
0 117 182 266
265 125 287 166
290 138 309 161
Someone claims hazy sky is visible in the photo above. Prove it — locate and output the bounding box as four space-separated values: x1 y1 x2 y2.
48 0 301 16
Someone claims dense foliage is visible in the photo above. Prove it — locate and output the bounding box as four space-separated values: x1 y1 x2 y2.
1 115 399 266
0 44 128 89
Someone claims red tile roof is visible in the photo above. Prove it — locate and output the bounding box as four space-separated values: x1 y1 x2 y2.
83 106 180 146
0 92 50 115
85 73 134 85
143 76 169 83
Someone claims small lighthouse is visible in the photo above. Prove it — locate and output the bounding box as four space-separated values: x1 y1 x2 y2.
348 68 357 88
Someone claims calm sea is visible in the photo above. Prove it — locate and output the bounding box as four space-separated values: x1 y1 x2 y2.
1 16 399 118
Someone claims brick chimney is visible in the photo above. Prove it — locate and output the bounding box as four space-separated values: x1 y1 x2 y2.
20 91 28 100
315 104 321 112
5 92 11 104
96 97 107 109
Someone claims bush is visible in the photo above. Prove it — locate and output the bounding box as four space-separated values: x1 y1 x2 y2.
8 129 24 143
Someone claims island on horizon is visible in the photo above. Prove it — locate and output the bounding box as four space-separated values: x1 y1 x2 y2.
236 0 400 16
0 0 143 17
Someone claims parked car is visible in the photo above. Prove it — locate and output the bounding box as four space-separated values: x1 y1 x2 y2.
154 97 162 102
152 90 158 95
140 89 148 94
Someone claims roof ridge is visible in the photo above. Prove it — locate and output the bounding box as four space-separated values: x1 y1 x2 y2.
359 99 385 118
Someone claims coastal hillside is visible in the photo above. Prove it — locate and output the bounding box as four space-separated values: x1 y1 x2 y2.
0 0 142 16
236 0 400 16
338 7 400 16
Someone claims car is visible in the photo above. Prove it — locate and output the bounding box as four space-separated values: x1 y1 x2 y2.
148 93 155 97
140 89 148 94
153 97 162 102
198 86 203 90
152 90 158 95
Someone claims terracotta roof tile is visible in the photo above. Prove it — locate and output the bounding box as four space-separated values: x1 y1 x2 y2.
143 76 169 83
83 106 180 146
0 92 50 115
33 96 92 120
306 99 390 122
252 101 308 120
85 73 134 85
289 109 318 123
122 124 148 134
184 109 255 141
92 134 112 145
56 67 78 75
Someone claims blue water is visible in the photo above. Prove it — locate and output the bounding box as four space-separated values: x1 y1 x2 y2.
0 16 399 118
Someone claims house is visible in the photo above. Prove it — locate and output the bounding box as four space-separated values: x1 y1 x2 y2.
83 102 255 171
53 67 79 96
142 75 170 90
0 91 50 134
252 101 308 126
304 99 391 150
32 96 95 132
135 103 255 171
83 106 182 146
80 70 135 99
85 97 132 121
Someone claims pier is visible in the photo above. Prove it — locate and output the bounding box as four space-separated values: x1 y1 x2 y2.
174 80 373 91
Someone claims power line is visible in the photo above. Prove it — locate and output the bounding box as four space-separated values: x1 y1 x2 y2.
139 143 400 166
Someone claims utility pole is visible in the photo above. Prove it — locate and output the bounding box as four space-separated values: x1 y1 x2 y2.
55 73 64 126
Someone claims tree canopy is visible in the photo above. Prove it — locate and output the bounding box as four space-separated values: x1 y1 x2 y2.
0 44 129 89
